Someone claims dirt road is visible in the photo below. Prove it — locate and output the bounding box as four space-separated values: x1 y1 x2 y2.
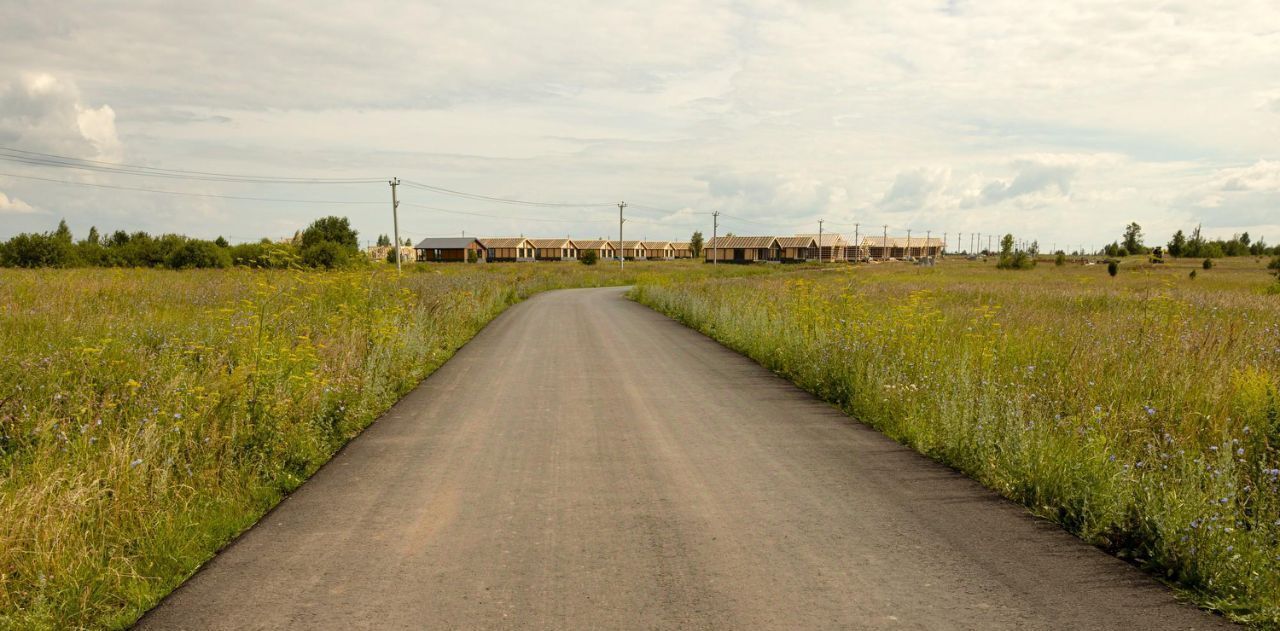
137 287 1227 630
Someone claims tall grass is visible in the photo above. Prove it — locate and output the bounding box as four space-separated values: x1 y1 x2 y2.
0 261 769 629
634 258 1280 625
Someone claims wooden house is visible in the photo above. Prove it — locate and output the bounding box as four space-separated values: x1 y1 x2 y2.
670 242 693 259
702 236 781 263
529 238 578 261
776 236 818 262
793 233 850 261
861 236 945 260
619 241 648 260
414 237 487 263
642 241 675 260
574 240 616 261
479 237 536 262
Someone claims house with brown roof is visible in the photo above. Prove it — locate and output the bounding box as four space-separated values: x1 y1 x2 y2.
414 237 487 263
528 238 578 261
619 241 648 260
703 236 781 263
479 237 536 262
777 236 818 262
642 241 675 260
670 242 693 259
861 236 945 260
574 239 616 261
796 233 850 261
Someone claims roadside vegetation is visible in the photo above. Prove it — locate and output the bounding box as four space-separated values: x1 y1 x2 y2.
0 260 772 629
633 256 1280 625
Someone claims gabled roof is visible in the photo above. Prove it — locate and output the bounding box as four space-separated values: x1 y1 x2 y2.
528 238 576 249
777 236 817 248
670 242 691 249
478 237 532 248
861 236 946 247
414 237 485 249
642 241 672 249
619 241 648 248
705 236 780 249
574 240 614 249
796 233 850 246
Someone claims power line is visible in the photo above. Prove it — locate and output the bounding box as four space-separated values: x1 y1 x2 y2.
0 171 385 204
0 146 382 184
400 179 612 208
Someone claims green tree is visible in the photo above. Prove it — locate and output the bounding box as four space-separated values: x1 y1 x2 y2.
1168 230 1186 258
1000 234 1014 256
167 240 231 269
580 250 598 266
0 232 74 268
214 236 230 248
86 226 100 246
302 241 350 269
300 216 358 250
690 231 704 257
1122 222 1145 254
376 234 391 247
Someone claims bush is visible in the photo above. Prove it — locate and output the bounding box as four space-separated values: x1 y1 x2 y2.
386 248 405 264
301 241 351 269
1203 258 1213 270
996 251 1035 270
0 232 75 268
581 250 598 266
1107 260 1119 277
1267 255 1280 271
166 240 231 269
1189 269 1197 280
300 216 358 251
229 242 295 268
1055 252 1066 267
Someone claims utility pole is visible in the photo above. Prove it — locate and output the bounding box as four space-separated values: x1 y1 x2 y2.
988 234 993 253
389 177 401 272
712 211 719 266
906 228 912 260
942 231 946 257
817 219 824 263
882 224 888 261
854 223 860 262
618 201 627 270
927 230 932 258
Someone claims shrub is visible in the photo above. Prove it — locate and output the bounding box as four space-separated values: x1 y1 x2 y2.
302 241 351 269
1107 260 1119 276
166 240 231 269
1267 255 1280 271
1055 252 1066 267
997 251 1035 270
1203 258 1213 270
581 250 598 265
229 242 295 268
300 216 358 250
0 232 75 268
1189 269 1197 280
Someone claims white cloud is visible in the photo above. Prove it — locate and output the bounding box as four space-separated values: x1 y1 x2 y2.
0 72 122 161
0 190 37 214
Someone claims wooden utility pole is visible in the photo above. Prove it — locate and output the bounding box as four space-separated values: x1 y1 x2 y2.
882 224 888 261
817 219 824 263
618 201 626 270
389 177 401 272
854 223 860 262
906 228 912 260
712 211 719 265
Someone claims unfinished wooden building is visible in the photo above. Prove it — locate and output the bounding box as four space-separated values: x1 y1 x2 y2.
702 236 782 263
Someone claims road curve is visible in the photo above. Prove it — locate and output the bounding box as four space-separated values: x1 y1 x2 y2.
138 286 1227 630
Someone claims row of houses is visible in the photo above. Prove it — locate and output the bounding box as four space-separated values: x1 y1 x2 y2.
410 237 696 263
702 234 946 263
402 234 946 264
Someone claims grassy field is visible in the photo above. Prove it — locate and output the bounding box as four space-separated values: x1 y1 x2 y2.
634 256 1280 625
0 261 773 629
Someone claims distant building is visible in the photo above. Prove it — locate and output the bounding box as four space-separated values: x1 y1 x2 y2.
479 238 536 262
575 240 617 260
642 241 675 260
414 237 487 263
796 233 850 261
777 236 818 262
619 241 648 260
861 236 945 260
528 238 578 261
670 242 693 259
703 236 781 263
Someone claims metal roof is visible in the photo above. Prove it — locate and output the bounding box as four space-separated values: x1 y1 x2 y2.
478 237 532 248
795 233 850 246
705 236 781 249
777 236 817 248
414 237 484 249
861 236 946 247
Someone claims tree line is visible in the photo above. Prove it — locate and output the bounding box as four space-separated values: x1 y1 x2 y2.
0 216 366 269
1103 222 1277 258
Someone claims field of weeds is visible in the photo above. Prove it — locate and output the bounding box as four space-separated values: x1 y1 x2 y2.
0 261 772 629
634 256 1280 625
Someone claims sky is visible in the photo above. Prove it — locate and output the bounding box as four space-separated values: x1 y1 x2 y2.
1 0 1278 251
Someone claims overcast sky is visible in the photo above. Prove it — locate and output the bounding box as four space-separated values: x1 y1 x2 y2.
2 1 1278 249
